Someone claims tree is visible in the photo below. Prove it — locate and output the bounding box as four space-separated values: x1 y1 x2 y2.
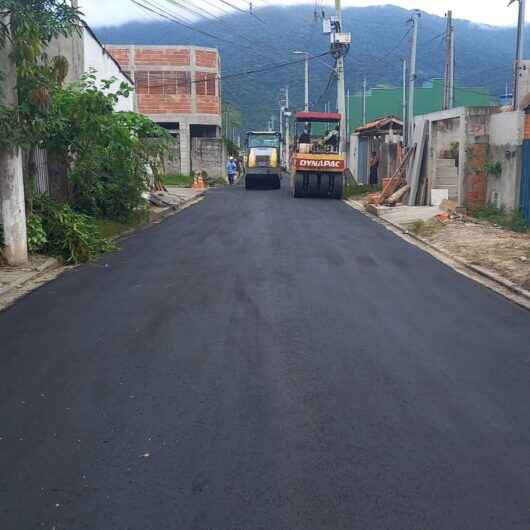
0 0 80 265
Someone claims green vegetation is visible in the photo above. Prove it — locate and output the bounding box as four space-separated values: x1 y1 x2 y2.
32 195 115 264
408 220 444 238
473 205 529 233
163 174 194 187
484 160 503 178
344 183 377 198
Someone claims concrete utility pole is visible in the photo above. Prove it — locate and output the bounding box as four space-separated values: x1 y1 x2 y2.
362 77 367 125
293 51 310 112
511 0 526 108
0 16 28 265
407 10 420 146
285 87 290 166
402 58 407 144
346 88 350 137
335 0 347 155
443 10 455 110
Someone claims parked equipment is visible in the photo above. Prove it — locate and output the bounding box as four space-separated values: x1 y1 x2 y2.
245 131 282 189
291 112 345 199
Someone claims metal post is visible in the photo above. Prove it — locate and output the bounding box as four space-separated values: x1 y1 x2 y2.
407 10 420 146
0 15 28 265
512 0 526 109
402 58 407 145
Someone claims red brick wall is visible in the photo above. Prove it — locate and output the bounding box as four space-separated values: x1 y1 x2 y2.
106 46 221 117
465 143 488 210
138 95 192 115
195 50 218 68
196 97 220 114
524 115 530 140
134 48 191 66
107 47 130 65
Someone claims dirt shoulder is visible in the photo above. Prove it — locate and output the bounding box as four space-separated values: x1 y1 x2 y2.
421 220 530 291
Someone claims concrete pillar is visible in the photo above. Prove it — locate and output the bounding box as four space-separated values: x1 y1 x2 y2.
180 123 191 175
0 18 28 265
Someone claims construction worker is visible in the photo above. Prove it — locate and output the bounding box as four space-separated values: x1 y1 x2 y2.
226 156 237 185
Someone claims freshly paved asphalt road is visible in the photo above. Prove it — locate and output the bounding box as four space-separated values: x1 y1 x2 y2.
2 184 530 530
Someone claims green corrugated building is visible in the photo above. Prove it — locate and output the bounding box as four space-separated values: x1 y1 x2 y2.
347 79 496 134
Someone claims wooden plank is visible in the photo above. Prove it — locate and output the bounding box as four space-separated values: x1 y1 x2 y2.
375 147 414 205
408 119 429 206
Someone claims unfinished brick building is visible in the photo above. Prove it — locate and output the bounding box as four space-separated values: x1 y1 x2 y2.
106 45 222 175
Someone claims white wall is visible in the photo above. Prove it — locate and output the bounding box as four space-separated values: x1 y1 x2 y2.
83 30 134 112
489 111 524 146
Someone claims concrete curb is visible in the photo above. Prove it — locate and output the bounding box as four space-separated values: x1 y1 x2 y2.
345 199 530 310
0 193 205 302
110 192 205 243
0 257 60 298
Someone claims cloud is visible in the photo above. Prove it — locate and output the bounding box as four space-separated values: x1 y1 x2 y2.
79 0 522 28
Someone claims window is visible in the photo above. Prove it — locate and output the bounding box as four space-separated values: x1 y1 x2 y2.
135 71 148 94
149 71 163 95
177 72 191 95
135 71 193 96
163 72 177 95
196 72 217 96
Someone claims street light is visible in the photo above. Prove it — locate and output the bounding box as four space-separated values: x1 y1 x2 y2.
293 50 310 112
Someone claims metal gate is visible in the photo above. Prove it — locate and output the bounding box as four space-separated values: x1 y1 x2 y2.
358 137 369 184
521 140 530 223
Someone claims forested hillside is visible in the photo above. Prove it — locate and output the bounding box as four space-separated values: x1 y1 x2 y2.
95 4 519 130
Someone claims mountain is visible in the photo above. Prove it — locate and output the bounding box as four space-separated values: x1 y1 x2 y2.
94 4 519 131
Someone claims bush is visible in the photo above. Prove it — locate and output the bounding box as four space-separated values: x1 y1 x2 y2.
33 195 115 263
474 205 529 233
47 74 173 222
26 214 48 253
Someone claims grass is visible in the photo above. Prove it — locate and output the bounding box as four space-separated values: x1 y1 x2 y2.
473 205 529 233
407 219 444 238
94 210 150 240
344 183 379 199
163 174 194 187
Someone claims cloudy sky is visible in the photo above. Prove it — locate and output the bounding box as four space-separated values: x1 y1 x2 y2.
79 0 523 28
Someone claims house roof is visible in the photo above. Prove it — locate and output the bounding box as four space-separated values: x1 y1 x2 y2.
355 116 403 134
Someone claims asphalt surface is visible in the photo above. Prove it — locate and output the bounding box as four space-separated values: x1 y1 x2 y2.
1 183 530 530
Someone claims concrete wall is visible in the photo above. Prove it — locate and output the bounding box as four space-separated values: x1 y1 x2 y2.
488 111 524 209
46 24 133 112
191 138 226 180
82 30 134 112
417 107 523 211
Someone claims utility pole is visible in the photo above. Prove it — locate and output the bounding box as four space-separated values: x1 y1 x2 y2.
346 88 350 137
402 59 407 145
0 16 28 265
511 0 526 109
285 87 290 166
443 10 455 110
407 10 420 146
334 0 348 155
271 115 275 131
362 78 367 125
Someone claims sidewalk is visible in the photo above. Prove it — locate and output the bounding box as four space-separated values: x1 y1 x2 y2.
347 198 530 309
